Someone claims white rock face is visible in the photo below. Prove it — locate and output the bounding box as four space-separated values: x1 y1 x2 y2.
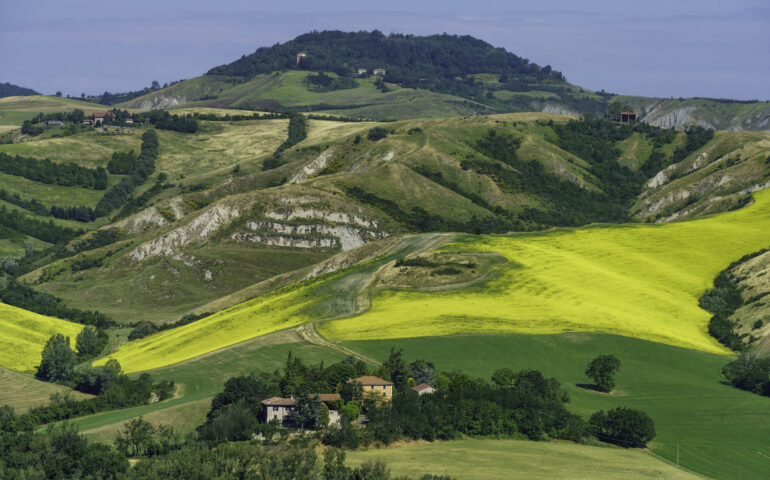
264 209 379 229
133 95 186 110
542 104 577 115
245 221 386 251
644 106 698 128
289 150 333 184
382 151 395 162
645 164 678 189
113 207 168 234
232 233 337 249
130 204 241 261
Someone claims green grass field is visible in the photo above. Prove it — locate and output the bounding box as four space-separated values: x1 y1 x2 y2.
0 366 91 412
0 96 112 126
346 439 701 480
342 334 770 480
75 329 345 439
0 301 84 372
320 189 770 354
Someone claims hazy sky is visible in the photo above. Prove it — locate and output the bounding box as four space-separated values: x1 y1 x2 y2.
1 1 768 99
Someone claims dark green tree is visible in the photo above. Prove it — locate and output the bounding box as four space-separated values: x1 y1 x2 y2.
114 417 155 457
75 326 102 357
36 334 77 383
585 354 621 392
589 407 656 447
383 348 410 392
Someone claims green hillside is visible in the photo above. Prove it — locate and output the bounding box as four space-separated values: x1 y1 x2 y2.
0 95 111 126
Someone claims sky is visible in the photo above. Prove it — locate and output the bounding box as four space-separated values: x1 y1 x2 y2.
1 0 768 100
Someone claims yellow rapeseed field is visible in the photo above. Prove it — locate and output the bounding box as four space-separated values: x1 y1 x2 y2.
320 189 770 354
96 286 317 373
0 302 83 372
102 189 770 373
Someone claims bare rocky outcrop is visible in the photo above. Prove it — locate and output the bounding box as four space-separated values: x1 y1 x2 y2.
245 221 386 251
129 204 242 261
643 106 699 128
113 207 168 234
289 150 333 184
264 209 379 229
232 233 337 249
131 95 186 110
541 104 576 115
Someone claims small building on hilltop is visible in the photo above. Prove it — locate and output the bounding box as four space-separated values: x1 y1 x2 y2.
373 68 386 77
619 111 637 122
358 68 367 75
296 52 307 66
348 375 393 400
412 383 436 396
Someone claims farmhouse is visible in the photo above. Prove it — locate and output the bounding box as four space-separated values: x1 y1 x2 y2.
81 119 93 125
93 112 106 124
373 68 386 76
412 383 436 395
348 375 393 400
357 68 367 75
46 120 63 127
125 118 133 124
620 111 637 122
261 393 341 427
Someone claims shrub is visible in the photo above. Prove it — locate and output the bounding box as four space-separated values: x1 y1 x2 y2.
589 407 656 447
585 354 621 392
367 126 389 141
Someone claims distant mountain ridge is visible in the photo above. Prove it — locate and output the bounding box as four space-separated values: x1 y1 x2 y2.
0 82 40 98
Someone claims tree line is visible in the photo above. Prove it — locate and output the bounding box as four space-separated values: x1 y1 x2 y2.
263 113 308 170
0 152 108 189
0 281 117 328
94 129 159 217
0 205 83 244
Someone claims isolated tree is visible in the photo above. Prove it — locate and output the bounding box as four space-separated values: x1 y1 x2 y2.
55 91 62 97
589 407 656 447
151 80 160 90
75 326 101 357
585 354 621 392
36 334 77 383
81 92 85 98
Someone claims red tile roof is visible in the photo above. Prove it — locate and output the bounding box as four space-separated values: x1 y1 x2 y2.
93 112 106 118
313 393 342 402
348 376 393 386
262 396 295 406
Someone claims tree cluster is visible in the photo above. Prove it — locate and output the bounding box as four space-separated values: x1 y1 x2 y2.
0 188 49 216
0 205 83 244
0 81 39 97
135 110 198 133
95 129 159 217
208 30 563 88
0 152 108 189
722 352 770 397
50 204 96 222
305 72 357 91
0 281 117 328
263 113 308 170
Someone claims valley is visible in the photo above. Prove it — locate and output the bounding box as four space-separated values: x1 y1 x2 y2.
1 29 769 480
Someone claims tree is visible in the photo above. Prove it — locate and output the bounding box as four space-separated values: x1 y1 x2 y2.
367 126 389 141
589 407 656 447
289 395 325 429
114 417 155 456
383 348 410 392
585 354 621 392
36 334 77 383
491 367 516 388
198 402 258 444
55 91 62 97
151 80 160 90
75 326 101 357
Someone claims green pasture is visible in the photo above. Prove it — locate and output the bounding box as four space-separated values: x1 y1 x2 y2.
343 334 770 480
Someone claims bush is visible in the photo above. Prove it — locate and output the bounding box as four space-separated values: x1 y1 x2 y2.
367 126 389 141
589 407 655 447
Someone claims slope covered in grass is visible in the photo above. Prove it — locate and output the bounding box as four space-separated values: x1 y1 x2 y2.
320 190 770 353
0 366 91 412
0 301 83 371
0 95 110 126
346 438 700 480
343 334 770 480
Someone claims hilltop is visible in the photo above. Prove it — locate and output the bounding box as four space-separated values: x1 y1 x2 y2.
0 82 40 98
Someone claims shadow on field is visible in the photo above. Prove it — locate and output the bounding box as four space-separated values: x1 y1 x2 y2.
576 383 610 394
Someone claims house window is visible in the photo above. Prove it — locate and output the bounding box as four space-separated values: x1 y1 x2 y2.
273 406 278 412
